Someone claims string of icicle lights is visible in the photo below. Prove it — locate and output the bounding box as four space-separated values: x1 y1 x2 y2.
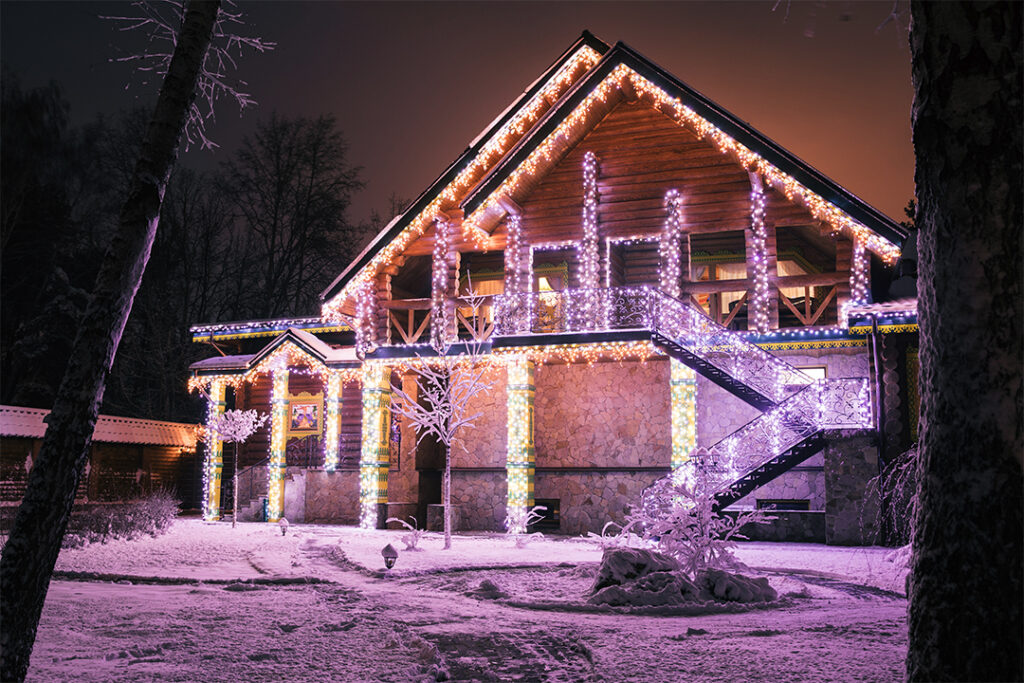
321 46 603 322
324 59 899 323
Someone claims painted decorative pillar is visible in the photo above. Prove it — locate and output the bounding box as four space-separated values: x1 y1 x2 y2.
267 368 289 522
505 358 536 533
323 371 343 472
670 359 697 469
660 189 685 297
203 379 227 521
359 364 391 529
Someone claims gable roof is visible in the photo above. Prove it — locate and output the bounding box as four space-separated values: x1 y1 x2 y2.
320 31 610 306
321 31 906 316
189 327 360 376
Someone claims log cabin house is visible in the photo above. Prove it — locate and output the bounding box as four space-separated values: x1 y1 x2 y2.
189 33 919 543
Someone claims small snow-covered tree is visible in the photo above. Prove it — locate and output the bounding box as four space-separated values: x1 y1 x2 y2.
205 409 268 528
621 449 769 578
389 283 495 550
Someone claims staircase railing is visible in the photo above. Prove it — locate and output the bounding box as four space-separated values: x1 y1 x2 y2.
234 456 270 511
699 378 872 493
647 288 814 405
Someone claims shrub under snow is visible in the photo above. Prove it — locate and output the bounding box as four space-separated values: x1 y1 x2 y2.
63 488 179 547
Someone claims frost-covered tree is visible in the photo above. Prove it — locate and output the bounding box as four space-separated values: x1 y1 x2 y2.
619 450 768 578
0 3 270 679
907 2 1023 680
206 409 269 528
389 286 495 550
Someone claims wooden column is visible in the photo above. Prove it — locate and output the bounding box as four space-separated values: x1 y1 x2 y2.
430 216 461 349
670 359 697 469
835 237 853 322
359 364 391 529
746 173 779 331
323 371 343 471
267 368 289 522
505 358 535 534
203 379 227 521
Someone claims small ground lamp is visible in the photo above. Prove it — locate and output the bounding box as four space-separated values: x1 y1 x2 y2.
278 518 289 536
381 543 398 570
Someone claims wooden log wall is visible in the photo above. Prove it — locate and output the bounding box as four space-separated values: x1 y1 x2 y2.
237 372 364 471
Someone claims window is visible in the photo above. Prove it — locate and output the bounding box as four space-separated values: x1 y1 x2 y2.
796 366 827 380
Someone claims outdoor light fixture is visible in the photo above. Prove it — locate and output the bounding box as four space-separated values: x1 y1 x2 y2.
381 543 398 570
278 518 289 536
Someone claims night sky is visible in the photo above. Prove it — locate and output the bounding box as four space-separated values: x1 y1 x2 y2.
1 1 915 226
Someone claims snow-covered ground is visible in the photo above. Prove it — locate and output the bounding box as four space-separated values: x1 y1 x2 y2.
29 520 909 682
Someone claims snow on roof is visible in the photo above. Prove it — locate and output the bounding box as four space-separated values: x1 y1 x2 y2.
189 354 254 371
0 405 198 448
845 298 918 318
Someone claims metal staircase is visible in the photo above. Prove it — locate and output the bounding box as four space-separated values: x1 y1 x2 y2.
647 290 873 509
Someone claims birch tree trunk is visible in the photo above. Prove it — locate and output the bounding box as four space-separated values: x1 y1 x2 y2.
0 3 219 680
907 2 1023 681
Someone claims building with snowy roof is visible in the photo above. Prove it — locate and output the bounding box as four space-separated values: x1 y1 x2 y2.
187 32 919 543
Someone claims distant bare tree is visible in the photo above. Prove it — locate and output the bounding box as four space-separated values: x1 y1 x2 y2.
218 113 364 318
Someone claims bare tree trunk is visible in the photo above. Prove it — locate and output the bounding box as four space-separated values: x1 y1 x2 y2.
233 442 239 529
907 2 1023 681
0 4 219 680
443 443 452 550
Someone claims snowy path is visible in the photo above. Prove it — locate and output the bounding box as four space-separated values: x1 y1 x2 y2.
28 521 908 682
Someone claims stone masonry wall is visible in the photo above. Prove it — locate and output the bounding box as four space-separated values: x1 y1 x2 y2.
304 469 360 524
534 359 670 468
451 471 507 531
452 366 508 468
535 470 662 535
824 429 880 544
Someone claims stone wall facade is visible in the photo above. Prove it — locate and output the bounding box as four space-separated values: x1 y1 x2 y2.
535 470 664 535
451 470 507 531
824 429 880 544
238 348 880 544
303 469 360 524
535 360 671 468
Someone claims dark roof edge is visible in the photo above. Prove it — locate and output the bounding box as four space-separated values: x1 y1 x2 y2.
462 41 907 246
320 31 611 303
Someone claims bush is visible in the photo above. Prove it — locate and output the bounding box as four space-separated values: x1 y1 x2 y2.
64 488 179 546
865 444 917 546
618 456 771 579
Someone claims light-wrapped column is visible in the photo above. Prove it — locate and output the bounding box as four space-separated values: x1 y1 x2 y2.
431 217 453 351
359 364 391 529
660 189 685 297
747 179 772 333
323 371 343 472
203 379 227 521
580 151 601 329
503 213 524 295
267 368 289 522
505 358 536 533
843 238 871 322
670 359 697 470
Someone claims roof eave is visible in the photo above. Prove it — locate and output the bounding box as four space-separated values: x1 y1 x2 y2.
319 31 612 304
